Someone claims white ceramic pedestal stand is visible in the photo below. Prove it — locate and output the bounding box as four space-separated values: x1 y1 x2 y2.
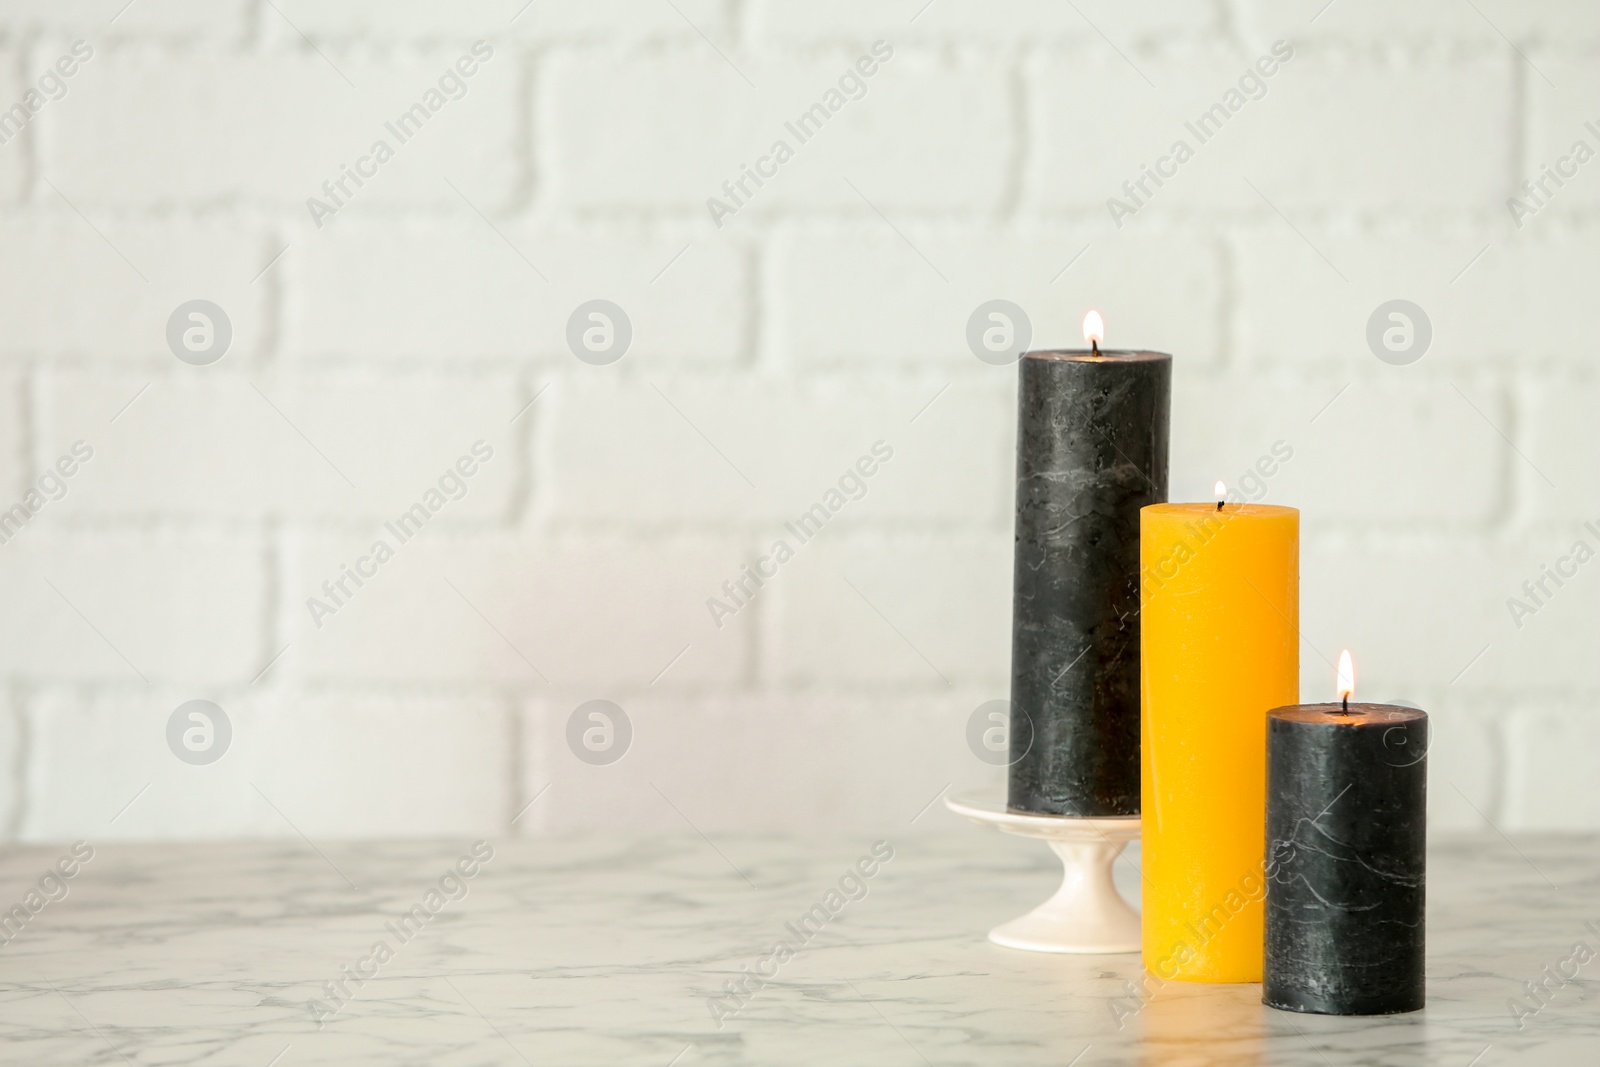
946 791 1141 954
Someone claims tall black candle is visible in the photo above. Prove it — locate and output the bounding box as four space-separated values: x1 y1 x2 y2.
1264 701 1427 1015
1007 345 1170 817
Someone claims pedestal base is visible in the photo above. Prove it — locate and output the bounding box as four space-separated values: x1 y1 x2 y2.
945 791 1141 954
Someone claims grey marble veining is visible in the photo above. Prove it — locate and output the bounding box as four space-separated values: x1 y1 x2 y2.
0 831 1595 1065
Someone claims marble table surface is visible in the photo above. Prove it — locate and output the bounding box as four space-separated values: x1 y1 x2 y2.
0 828 1595 1066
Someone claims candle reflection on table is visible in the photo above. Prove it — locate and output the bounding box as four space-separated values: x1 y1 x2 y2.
1136 983 1266 1067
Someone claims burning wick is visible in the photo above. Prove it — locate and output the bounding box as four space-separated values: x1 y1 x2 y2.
1336 649 1355 714
1082 309 1105 357
1214 480 1226 512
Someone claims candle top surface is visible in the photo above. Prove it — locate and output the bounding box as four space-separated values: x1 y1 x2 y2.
1022 348 1170 363
1142 502 1298 519
1269 702 1426 725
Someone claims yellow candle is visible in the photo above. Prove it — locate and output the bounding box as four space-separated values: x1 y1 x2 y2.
1139 500 1298 983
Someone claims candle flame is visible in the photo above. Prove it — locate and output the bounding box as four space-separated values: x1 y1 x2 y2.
1214 480 1227 503
1082 309 1105 346
1336 650 1355 704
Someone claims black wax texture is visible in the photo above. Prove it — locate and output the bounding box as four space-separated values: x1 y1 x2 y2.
1264 704 1427 1015
1007 350 1170 816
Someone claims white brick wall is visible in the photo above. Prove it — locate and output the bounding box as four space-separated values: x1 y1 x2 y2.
0 0 1594 839
294 224 749 362
547 50 1012 213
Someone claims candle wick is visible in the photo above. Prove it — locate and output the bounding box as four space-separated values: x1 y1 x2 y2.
1091 339 1099 356
1216 500 1223 512
1342 696 1348 713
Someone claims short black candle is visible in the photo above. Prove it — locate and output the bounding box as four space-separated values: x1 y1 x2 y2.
1264 703 1427 1015
1007 348 1170 817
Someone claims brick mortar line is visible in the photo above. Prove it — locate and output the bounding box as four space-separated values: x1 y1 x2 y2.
0 203 1588 232
37 31 1599 57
